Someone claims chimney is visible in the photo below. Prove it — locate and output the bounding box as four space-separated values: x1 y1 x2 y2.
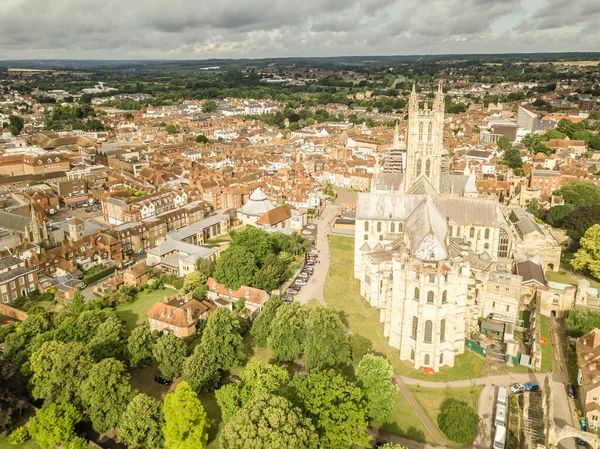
186 306 192 324
594 329 600 348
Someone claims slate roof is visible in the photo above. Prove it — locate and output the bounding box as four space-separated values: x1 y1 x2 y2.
0 211 31 232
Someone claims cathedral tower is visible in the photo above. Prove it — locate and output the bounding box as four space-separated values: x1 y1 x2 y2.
404 84 445 192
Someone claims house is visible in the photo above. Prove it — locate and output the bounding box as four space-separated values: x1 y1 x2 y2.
255 204 307 232
576 328 600 429
0 256 38 304
147 292 212 338
206 277 269 314
123 261 149 287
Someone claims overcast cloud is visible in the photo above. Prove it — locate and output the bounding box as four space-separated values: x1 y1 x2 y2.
0 0 596 59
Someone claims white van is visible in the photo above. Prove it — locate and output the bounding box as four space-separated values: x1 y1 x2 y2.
494 425 506 449
495 403 507 427
497 387 507 406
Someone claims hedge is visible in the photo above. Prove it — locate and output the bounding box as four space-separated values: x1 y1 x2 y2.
84 265 116 285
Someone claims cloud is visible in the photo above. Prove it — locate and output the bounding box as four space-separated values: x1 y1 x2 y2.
0 0 597 59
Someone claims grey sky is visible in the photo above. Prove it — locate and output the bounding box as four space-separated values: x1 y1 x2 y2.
0 0 596 59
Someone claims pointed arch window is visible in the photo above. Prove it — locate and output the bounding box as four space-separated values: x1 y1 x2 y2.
424 354 430 365
364 221 369 232
424 320 433 343
411 316 418 339
418 122 424 141
390 222 395 233
414 287 420 301
499 229 510 258
469 227 475 238
442 290 448 303
377 222 382 233
425 159 431 178
427 291 434 303
427 122 433 142
416 159 422 177
484 228 490 239
440 319 446 342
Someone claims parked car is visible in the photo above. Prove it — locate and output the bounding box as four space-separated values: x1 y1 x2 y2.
568 384 577 398
510 383 525 394
306 260 316 267
577 439 587 447
524 382 539 392
154 376 172 386
286 288 299 295
295 279 307 286
581 420 588 432
303 267 314 274
307 225 315 230
302 230 312 235
284 296 294 304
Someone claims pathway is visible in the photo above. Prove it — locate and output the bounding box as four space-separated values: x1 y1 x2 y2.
295 204 340 306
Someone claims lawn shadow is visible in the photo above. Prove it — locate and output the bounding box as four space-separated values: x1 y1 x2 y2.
379 422 427 443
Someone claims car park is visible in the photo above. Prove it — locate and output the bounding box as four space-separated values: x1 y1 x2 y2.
306 260 316 267
284 296 294 304
295 279 307 286
286 287 299 295
303 267 313 274
302 230 312 235
524 382 539 392
307 225 315 229
510 383 525 394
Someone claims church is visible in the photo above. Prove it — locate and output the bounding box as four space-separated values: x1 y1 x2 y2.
353 85 531 372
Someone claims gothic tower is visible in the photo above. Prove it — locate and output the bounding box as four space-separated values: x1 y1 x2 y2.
404 84 445 192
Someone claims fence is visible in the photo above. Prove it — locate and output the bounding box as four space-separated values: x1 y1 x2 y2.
465 338 488 357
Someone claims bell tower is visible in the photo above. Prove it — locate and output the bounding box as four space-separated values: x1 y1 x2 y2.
404 83 445 192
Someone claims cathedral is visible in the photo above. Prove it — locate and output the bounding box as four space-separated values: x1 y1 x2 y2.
354 85 519 372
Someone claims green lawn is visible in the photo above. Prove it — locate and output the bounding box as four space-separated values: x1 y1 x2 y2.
116 287 177 334
407 385 482 447
540 315 554 373
545 270 600 289
324 235 483 382
374 392 435 444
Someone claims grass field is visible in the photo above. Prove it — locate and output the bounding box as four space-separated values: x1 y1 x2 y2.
374 392 434 444
116 287 177 334
540 315 554 373
407 385 482 446
545 270 600 289
324 235 483 382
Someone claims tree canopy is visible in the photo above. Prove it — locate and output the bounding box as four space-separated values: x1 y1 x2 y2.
303 307 350 370
152 333 188 379
29 403 82 449
250 295 284 347
127 325 156 368
268 302 307 363
355 354 398 423
562 204 600 246
555 181 600 208
214 245 258 289
0 359 29 433
163 382 210 449
287 369 371 448
80 358 135 432
572 224 600 281
437 399 480 445
118 393 164 449
220 394 318 449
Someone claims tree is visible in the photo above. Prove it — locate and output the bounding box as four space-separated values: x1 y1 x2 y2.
253 254 289 291
80 358 135 432
29 403 82 449
127 325 156 368
195 134 209 144
268 302 307 363
349 334 373 362
181 345 220 393
200 307 245 371
304 307 350 370
437 399 479 445
501 146 523 169
573 224 600 280
29 340 93 405
250 295 284 347
87 312 127 361
202 100 218 113
545 204 575 228
555 181 600 208
8 115 24 135
117 393 164 449
195 258 215 277
565 308 600 337
183 271 208 293
214 245 258 289
563 204 600 245
231 227 274 265
163 382 210 449
152 333 188 379
287 369 370 448
497 135 512 152
526 198 540 218
165 124 176 134
215 359 289 421
0 359 29 433
323 182 335 197
220 394 318 449
355 354 398 423
69 290 86 315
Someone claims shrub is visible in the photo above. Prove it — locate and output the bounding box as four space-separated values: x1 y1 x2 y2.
9 426 30 445
84 265 116 285
437 399 479 445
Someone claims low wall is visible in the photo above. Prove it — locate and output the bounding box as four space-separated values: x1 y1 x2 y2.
0 303 28 322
